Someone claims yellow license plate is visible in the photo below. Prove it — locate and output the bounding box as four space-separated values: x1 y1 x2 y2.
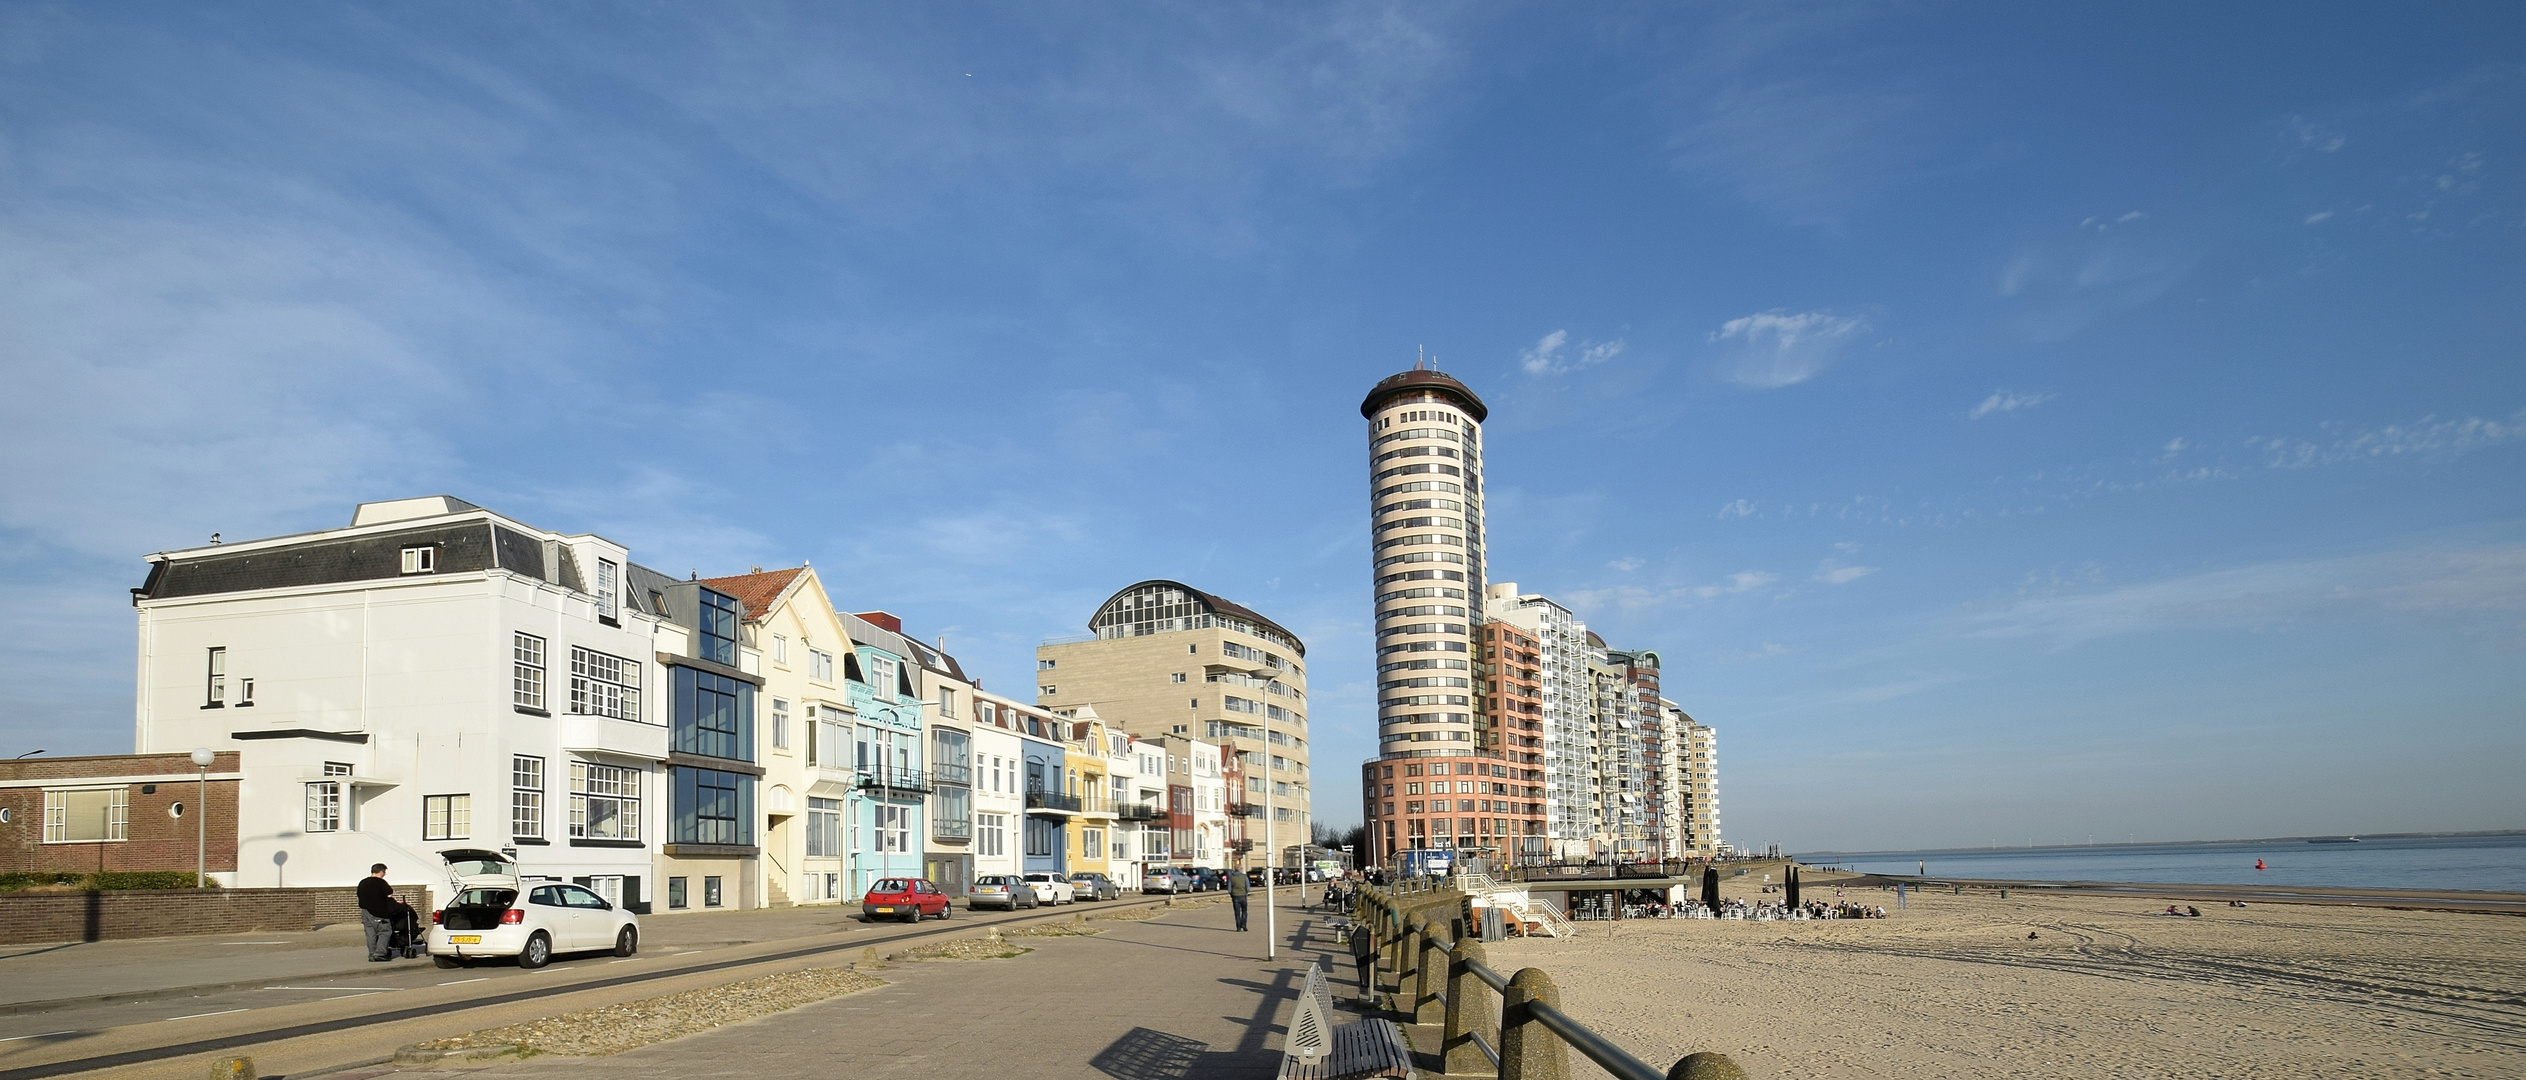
873 906 894 913
450 935 481 944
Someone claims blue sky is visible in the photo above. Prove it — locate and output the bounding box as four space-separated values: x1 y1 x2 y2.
3 3 2520 851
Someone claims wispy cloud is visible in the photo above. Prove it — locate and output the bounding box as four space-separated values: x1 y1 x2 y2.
1717 499 1760 519
1711 309 1866 389
1967 389 2057 419
1519 329 1626 375
2251 409 2526 469
1962 542 2526 648
1718 642 1790 663
1813 560 1876 585
1566 569 1779 613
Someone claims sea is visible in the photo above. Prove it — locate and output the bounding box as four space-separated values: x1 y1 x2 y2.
1798 832 2526 895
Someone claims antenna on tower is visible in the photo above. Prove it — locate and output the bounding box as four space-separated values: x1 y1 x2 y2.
1417 345 1427 371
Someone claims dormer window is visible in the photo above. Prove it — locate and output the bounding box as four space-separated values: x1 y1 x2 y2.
596 559 619 621
697 589 738 665
400 546 436 574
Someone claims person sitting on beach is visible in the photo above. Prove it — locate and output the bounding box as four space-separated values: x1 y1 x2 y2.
2165 905 2184 916
2186 906 2202 917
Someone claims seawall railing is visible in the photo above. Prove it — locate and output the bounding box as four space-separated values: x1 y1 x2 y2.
1357 881 1748 1080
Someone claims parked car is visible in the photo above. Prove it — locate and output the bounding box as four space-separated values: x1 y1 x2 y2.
861 877 952 922
1068 872 1121 901
1143 867 1192 893
1246 868 1267 887
969 874 1039 911
1189 867 1226 892
425 849 638 970
1021 871 1077 905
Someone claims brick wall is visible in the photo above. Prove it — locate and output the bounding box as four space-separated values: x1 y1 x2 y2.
0 883 431 945
0 752 242 874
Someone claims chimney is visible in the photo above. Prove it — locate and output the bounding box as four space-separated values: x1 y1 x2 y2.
855 611 903 633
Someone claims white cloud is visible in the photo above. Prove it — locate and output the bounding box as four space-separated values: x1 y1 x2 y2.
1519 329 1626 375
1710 309 1866 389
2304 209 2335 224
1565 569 1779 613
1691 570 1780 599
1719 642 1790 663
2285 115 2347 154
1717 499 1760 519
1968 389 2057 419
2250 408 2526 469
1813 561 1876 585
1608 556 1644 572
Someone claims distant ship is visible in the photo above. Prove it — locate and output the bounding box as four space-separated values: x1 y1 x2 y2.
2307 836 2360 844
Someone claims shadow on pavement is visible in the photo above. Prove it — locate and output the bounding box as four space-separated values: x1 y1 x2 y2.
1091 1026 1275 1080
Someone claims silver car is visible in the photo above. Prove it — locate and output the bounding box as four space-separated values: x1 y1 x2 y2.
970 874 1039 910
1142 867 1192 894
1068 872 1121 901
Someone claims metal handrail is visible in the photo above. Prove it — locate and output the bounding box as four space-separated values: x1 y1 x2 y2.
1527 999 1664 1080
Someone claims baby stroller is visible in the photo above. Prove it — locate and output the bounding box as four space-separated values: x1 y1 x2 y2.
387 900 426 960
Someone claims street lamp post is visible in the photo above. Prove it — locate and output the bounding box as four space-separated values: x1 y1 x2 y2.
189 748 214 888
1237 665 1285 961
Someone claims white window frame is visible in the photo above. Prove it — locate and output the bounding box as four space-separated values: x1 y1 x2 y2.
772 698 791 750
400 546 436 574
512 632 546 711
569 646 642 720
42 787 128 843
205 647 225 706
773 635 789 664
596 558 618 620
810 649 833 683
570 761 642 841
306 781 343 833
423 794 472 841
512 755 545 839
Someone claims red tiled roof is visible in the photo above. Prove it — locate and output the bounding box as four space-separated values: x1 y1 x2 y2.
696 567 805 623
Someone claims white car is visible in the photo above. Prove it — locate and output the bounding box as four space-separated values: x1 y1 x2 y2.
1021 871 1077 905
425 849 639 969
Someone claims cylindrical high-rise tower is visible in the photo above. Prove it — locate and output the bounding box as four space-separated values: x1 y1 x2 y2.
1359 364 1494 865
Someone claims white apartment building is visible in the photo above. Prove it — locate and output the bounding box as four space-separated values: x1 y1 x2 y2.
967 691 1028 883
132 497 675 910
1488 584 1596 860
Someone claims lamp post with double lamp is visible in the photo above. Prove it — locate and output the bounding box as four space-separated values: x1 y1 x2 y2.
190 747 214 888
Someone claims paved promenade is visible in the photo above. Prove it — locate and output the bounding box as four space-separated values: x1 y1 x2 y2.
456 895 1361 1080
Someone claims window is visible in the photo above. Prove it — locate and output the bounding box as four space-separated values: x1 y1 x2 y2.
237 678 254 705
1041 685 1056 696
400 546 436 574
668 877 689 909
513 633 546 710
931 728 970 785
512 756 545 839
1170 672 1186 683
570 647 641 720
697 589 738 665
671 766 750 846
572 761 642 841
1038 658 1055 670
977 812 1006 857
306 781 343 832
671 667 753 760
806 797 842 857
809 649 833 683
938 686 957 718
703 876 723 907
205 647 226 706
772 698 790 750
1083 826 1104 857
423 794 472 840
934 787 970 839
773 635 789 664
876 805 911 852
1024 816 1059 857
869 656 899 699
596 558 618 620
42 789 127 842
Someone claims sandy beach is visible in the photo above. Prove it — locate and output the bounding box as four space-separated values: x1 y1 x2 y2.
1483 874 2526 1079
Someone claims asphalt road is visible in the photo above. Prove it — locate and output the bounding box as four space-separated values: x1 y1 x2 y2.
0 893 1187 1080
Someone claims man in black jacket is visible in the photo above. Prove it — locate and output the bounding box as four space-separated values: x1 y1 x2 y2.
357 863 397 962
1227 864 1251 931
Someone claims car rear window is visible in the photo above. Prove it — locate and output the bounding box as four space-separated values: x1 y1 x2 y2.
872 879 910 893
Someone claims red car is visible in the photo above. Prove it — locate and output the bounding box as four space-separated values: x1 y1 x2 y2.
860 877 951 922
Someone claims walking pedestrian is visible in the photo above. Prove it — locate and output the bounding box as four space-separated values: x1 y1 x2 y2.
357 863 397 962
1228 864 1251 931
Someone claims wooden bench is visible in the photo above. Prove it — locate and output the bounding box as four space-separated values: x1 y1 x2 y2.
1280 960 1414 1080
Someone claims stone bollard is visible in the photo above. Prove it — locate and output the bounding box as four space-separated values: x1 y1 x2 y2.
862 946 882 968
1443 936 1497 1076
1669 1052 1751 1080
1413 919 1447 1026
208 1058 256 1080
1500 967 1568 1080
1072 912 1084 926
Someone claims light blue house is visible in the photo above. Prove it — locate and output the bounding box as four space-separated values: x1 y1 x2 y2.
839 612 927 898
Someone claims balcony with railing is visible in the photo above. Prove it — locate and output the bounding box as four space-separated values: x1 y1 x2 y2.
856 767 932 797
1116 800 1165 822
1024 789 1081 814
930 761 972 787
931 815 972 840
1227 803 1262 818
